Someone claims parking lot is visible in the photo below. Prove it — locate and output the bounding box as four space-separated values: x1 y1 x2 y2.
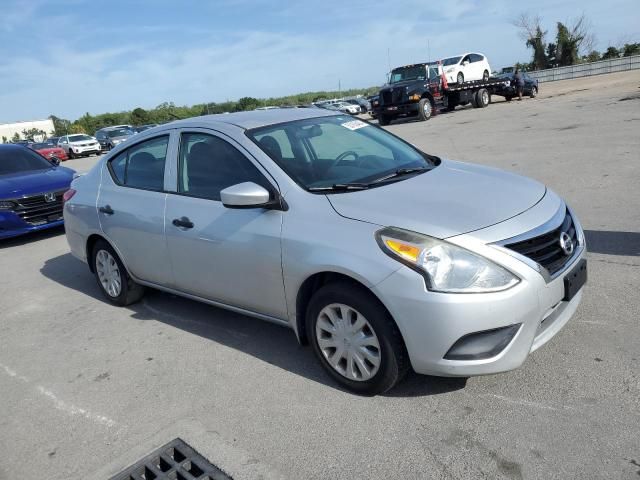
1 71 639 479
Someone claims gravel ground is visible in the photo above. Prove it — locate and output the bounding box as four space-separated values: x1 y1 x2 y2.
0 70 639 480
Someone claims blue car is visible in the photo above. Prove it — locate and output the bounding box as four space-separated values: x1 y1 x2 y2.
0 144 76 240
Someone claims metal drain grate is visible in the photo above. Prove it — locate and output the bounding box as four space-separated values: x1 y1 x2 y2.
110 438 233 480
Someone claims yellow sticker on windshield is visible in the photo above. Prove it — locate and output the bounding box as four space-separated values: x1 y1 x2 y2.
341 120 369 131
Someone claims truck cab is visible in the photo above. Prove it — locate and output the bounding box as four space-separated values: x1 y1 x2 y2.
376 63 443 125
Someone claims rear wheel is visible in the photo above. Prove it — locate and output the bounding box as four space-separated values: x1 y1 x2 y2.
483 70 490 81
475 88 490 108
457 72 464 84
418 98 433 121
306 282 409 395
530 86 538 98
92 240 145 306
505 95 513 102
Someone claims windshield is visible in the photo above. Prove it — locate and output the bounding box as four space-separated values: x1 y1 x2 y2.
107 128 132 138
389 65 426 83
68 134 92 142
442 56 462 66
247 115 436 191
0 147 53 175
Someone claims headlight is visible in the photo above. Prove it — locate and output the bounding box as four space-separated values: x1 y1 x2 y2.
446 67 455 73
0 200 16 210
376 227 520 293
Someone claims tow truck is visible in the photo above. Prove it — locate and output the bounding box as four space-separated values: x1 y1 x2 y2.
374 62 510 125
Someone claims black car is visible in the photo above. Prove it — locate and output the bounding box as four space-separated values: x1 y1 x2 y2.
492 72 539 100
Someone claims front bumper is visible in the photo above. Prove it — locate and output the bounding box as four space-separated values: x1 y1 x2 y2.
379 102 420 117
372 242 586 377
0 212 64 239
71 145 101 155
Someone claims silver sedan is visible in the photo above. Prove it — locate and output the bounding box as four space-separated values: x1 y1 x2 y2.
63 108 587 394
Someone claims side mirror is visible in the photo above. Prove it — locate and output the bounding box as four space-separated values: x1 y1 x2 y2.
50 156 61 166
221 182 279 209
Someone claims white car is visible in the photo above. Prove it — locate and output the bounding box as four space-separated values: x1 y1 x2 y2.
328 102 360 115
57 134 101 159
441 53 492 84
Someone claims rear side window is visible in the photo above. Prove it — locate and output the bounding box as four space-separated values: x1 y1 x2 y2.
470 54 483 62
107 135 168 191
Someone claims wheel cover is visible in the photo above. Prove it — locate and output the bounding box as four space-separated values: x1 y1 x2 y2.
315 303 382 382
423 101 431 117
96 250 122 297
482 90 489 104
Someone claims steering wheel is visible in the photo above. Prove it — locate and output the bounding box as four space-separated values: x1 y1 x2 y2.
331 150 360 169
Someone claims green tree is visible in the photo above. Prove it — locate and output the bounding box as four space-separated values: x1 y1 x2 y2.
49 115 71 136
235 97 261 111
584 50 601 63
546 43 557 67
21 128 47 140
11 132 21 142
601 46 620 60
513 14 548 70
622 43 640 57
131 107 150 125
1 136 7 144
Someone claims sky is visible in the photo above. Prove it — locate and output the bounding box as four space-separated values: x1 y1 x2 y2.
1 0 638 122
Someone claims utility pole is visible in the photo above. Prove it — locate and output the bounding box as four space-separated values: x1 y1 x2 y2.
387 47 391 72
427 39 431 62
338 79 341 98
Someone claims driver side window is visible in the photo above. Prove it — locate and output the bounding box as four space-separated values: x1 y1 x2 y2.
178 132 271 201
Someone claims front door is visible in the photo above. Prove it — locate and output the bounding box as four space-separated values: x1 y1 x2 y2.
97 133 173 286
164 130 287 319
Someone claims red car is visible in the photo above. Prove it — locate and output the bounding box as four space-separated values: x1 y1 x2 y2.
29 141 69 161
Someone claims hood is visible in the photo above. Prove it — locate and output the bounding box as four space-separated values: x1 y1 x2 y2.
110 135 131 141
381 79 425 91
35 147 63 155
69 139 97 145
326 159 546 239
0 166 75 199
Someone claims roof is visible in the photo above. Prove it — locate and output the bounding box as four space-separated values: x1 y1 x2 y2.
167 107 339 130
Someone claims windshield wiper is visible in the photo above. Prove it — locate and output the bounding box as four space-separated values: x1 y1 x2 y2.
308 183 371 192
371 167 429 184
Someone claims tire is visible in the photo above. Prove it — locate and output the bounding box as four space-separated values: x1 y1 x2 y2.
67 149 74 159
475 88 490 108
92 240 145 306
306 282 409 395
483 70 489 81
418 98 433 121
471 92 479 108
505 96 513 102
530 86 538 98
378 114 391 126
457 72 464 84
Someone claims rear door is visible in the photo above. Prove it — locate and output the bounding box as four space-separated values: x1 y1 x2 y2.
97 132 175 286
164 129 287 319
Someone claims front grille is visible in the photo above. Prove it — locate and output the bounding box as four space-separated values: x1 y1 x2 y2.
505 210 577 275
392 88 406 104
381 89 392 105
14 190 65 226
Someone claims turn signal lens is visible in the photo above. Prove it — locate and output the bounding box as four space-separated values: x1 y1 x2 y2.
384 239 420 262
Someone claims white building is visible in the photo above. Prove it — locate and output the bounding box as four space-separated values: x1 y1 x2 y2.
0 119 55 143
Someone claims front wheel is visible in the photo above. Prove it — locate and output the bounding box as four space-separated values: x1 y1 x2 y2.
378 114 391 126
530 86 538 98
457 72 464 84
418 98 433 121
92 240 145 306
67 150 75 159
306 282 409 395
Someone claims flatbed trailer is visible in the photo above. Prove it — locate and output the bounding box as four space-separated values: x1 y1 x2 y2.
374 62 510 125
